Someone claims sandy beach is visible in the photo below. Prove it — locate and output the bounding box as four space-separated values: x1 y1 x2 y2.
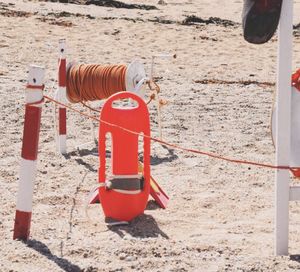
2 0 300 271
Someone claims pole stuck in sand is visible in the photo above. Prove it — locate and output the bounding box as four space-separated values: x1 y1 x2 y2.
13 65 45 241
57 38 67 154
275 0 293 256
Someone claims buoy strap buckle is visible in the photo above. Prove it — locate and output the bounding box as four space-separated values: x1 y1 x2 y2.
105 175 144 191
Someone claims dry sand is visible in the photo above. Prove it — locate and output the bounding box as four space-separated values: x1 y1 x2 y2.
2 0 300 271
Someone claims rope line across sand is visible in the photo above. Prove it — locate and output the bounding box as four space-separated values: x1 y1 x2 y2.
43 95 299 173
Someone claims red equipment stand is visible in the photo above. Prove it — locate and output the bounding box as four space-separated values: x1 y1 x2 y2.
138 162 169 209
89 164 169 210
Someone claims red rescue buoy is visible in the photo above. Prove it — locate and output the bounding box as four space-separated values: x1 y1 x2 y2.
98 92 151 222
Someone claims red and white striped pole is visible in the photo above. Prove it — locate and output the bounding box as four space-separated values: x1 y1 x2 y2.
13 65 45 240
57 39 67 154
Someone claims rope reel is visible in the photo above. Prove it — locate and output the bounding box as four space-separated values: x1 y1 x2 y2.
64 60 165 141
55 43 171 149
65 60 147 104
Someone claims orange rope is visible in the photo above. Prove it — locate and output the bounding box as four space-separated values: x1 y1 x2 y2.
43 95 300 173
66 64 127 103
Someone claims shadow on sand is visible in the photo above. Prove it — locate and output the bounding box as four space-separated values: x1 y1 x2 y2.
145 199 162 210
149 144 178 166
63 147 111 173
290 255 300 263
63 146 101 159
108 213 169 239
25 239 81 272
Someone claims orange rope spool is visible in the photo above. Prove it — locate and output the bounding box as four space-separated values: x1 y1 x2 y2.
66 64 127 103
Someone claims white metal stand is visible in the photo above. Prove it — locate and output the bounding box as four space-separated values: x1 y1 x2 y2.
275 0 293 256
150 53 175 140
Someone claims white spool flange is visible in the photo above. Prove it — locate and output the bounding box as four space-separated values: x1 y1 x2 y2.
126 60 147 99
63 61 77 104
271 86 300 167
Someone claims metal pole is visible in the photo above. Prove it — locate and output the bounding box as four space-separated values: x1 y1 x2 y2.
275 0 293 256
